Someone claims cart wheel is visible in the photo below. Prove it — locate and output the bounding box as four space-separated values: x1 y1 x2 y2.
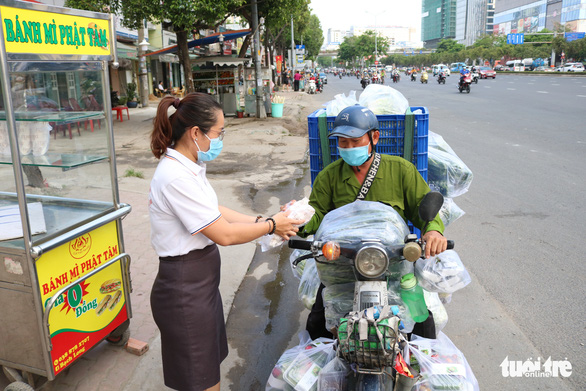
4 381 35 391
106 328 130 346
109 319 130 338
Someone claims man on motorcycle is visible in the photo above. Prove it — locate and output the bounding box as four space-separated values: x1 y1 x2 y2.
459 67 470 86
296 105 448 339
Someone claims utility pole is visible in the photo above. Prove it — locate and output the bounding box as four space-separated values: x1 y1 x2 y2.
291 15 296 72
252 0 266 118
138 24 149 108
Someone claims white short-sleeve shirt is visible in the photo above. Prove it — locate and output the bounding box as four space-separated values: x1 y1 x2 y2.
149 148 221 257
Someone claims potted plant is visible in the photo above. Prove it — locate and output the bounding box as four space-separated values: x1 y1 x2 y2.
125 82 138 108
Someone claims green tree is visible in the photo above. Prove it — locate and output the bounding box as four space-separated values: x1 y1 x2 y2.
436 39 465 53
302 14 324 61
66 0 244 93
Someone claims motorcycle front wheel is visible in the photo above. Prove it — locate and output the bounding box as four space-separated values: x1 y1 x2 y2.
353 373 394 391
466 85 471 93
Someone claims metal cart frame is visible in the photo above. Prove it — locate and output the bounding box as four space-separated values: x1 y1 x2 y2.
0 2 132 389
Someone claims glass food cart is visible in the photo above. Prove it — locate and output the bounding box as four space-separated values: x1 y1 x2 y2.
0 2 132 389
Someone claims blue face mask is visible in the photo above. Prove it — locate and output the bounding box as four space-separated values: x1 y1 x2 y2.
338 145 370 166
195 132 223 162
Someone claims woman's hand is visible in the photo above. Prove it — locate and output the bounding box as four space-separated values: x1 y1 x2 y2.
422 230 447 258
271 211 304 240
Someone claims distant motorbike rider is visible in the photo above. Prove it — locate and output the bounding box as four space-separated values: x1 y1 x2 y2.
459 68 470 86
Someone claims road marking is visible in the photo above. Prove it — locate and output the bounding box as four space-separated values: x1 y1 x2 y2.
507 88 516 90
578 95 586 98
537 91 548 94
552 83 560 86
528 82 534 85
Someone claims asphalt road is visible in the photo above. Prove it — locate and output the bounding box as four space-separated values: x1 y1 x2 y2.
226 73 584 390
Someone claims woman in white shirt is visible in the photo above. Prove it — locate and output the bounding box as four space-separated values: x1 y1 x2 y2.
148 93 303 391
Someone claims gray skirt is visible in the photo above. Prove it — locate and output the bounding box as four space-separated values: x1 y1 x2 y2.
150 244 228 391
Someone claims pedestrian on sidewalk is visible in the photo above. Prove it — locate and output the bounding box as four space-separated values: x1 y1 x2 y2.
148 93 304 391
294 70 302 91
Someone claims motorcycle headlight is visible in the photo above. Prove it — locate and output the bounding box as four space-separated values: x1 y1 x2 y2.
355 246 388 278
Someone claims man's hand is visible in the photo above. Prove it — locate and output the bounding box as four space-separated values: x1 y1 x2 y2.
422 230 447 258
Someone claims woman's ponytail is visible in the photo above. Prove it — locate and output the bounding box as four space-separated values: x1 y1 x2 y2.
151 96 177 159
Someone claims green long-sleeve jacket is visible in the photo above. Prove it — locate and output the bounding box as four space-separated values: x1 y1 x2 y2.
300 154 444 236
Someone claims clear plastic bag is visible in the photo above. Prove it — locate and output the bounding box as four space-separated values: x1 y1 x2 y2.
324 91 359 116
314 201 410 287
428 131 473 198
261 198 315 252
415 250 471 294
423 290 448 334
266 331 312 391
299 259 321 310
439 198 465 228
357 84 409 115
323 283 354 331
283 338 336 391
290 248 313 280
408 332 479 391
317 356 350 391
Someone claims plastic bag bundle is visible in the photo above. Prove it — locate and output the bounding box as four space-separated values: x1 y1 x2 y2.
357 84 410 115
261 198 315 252
266 331 311 391
423 290 448 334
314 201 410 286
408 332 479 391
283 338 336 391
439 198 465 228
299 259 321 310
323 283 354 331
324 91 359 116
414 250 471 294
290 248 312 280
428 132 473 198
317 356 350 391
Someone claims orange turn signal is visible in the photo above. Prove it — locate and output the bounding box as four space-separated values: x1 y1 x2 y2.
322 241 341 261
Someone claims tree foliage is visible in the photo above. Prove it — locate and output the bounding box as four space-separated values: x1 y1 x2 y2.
436 39 465 53
66 0 244 93
337 30 389 66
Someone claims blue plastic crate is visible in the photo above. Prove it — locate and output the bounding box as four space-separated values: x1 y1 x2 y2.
307 107 429 185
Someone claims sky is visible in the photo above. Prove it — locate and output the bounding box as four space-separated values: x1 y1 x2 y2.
309 0 423 35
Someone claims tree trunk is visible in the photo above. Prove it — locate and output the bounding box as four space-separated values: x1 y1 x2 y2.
176 30 194 93
239 35 251 58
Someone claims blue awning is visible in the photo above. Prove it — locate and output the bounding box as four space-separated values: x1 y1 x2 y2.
146 29 251 57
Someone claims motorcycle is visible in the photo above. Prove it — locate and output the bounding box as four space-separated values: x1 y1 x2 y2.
340 74 343 79
289 192 454 391
420 73 428 84
308 79 317 94
316 79 323 93
410 73 417 82
458 74 472 93
437 73 446 84
361 77 370 89
392 73 400 83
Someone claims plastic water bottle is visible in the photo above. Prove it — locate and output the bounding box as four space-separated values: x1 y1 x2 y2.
400 273 429 322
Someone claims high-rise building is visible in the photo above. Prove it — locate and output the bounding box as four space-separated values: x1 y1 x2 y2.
455 0 495 47
493 0 548 35
421 0 458 48
561 0 586 32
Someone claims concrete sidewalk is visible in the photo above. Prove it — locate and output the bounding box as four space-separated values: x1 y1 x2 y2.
3 91 316 391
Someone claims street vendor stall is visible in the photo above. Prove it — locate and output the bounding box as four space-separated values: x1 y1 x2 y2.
191 56 251 116
0 2 132 390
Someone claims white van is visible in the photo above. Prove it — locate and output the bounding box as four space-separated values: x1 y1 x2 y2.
506 60 525 72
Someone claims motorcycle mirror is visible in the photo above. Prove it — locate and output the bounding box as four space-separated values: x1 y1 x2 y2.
419 191 444 223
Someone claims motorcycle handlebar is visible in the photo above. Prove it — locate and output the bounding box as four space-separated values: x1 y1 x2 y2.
447 240 455 249
288 238 313 251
